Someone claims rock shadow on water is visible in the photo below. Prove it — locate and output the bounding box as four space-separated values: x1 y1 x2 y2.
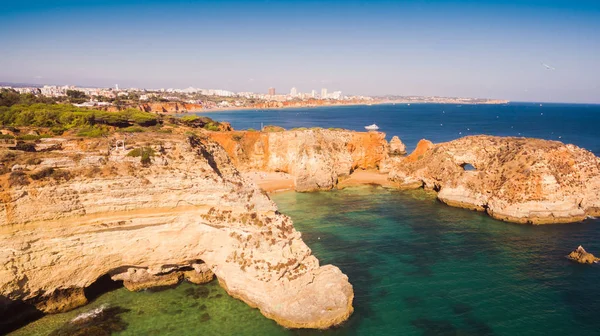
49 305 130 336
450 301 495 336
411 318 457 336
403 296 423 308
199 312 211 322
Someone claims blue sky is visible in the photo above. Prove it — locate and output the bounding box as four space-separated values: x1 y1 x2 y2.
1 0 599 103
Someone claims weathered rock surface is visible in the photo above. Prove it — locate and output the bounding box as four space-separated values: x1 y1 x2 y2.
567 246 599 264
0 133 353 329
209 128 389 191
389 136 600 224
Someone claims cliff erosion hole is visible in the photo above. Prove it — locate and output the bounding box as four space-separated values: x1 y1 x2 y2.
84 274 123 302
461 163 477 171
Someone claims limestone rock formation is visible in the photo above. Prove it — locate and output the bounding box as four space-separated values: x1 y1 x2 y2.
567 246 599 264
388 135 600 224
209 128 389 191
389 136 406 155
0 132 353 329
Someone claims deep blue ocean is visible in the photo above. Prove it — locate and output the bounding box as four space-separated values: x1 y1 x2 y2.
13 103 600 336
204 102 600 155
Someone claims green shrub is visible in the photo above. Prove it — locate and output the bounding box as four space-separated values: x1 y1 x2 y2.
50 126 67 135
141 150 152 166
247 128 257 132
0 134 14 139
77 126 108 137
30 167 71 181
8 171 29 186
16 134 42 141
25 157 42 165
117 126 145 133
127 147 156 158
203 123 220 131
14 142 36 152
180 115 199 122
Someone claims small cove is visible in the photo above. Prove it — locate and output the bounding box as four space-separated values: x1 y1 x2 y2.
12 186 600 335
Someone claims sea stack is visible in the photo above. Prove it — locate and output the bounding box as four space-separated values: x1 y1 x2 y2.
389 136 407 156
567 246 600 264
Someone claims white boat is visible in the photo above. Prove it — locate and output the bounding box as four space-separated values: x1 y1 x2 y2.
365 124 379 131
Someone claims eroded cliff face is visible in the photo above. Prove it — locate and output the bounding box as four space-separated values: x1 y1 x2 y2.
102 102 203 113
209 129 389 191
388 135 600 224
0 133 353 329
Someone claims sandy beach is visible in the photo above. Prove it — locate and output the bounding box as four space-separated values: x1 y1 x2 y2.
242 171 296 193
338 170 398 189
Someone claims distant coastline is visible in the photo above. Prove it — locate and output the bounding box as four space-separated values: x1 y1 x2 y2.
192 99 511 114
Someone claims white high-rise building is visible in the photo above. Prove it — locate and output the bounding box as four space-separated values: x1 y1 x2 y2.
311 90 317 98
321 88 328 99
290 87 298 97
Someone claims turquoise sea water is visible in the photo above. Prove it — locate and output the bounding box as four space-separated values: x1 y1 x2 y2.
10 103 600 335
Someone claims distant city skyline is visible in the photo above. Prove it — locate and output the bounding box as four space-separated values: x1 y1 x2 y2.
1 0 599 103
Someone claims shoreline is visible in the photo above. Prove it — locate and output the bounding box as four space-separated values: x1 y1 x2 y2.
243 170 398 194
182 100 510 114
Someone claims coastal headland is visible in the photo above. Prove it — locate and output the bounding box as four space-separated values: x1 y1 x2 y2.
207 127 600 224
1 106 598 333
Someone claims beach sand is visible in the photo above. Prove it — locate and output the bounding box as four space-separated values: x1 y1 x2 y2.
338 170 397 189
242 171 295 193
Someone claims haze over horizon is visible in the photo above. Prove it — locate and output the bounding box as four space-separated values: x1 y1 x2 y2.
1 0 599 103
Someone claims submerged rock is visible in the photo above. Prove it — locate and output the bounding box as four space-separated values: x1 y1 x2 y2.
49 305 130 336
567 246 600 264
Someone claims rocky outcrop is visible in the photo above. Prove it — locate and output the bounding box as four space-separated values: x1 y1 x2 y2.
389 136 406 156
388 136 600 224
567 246 599 264
0 132 353 329
209 128 389 191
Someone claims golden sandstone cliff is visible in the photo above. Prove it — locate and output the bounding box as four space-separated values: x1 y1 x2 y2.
388 136 600 224
0 133 353 330
209 129 599 224
2 126 600 332
209 128 389 192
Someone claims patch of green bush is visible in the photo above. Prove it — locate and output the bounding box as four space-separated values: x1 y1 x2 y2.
180 115 200 122
203 123 220 131
8 171 29 186
126 147 156 158
16 134 49 141
77 126 108 138
30 167 71 181
117 126 145 133
0 104 158 130
0 133 14 139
